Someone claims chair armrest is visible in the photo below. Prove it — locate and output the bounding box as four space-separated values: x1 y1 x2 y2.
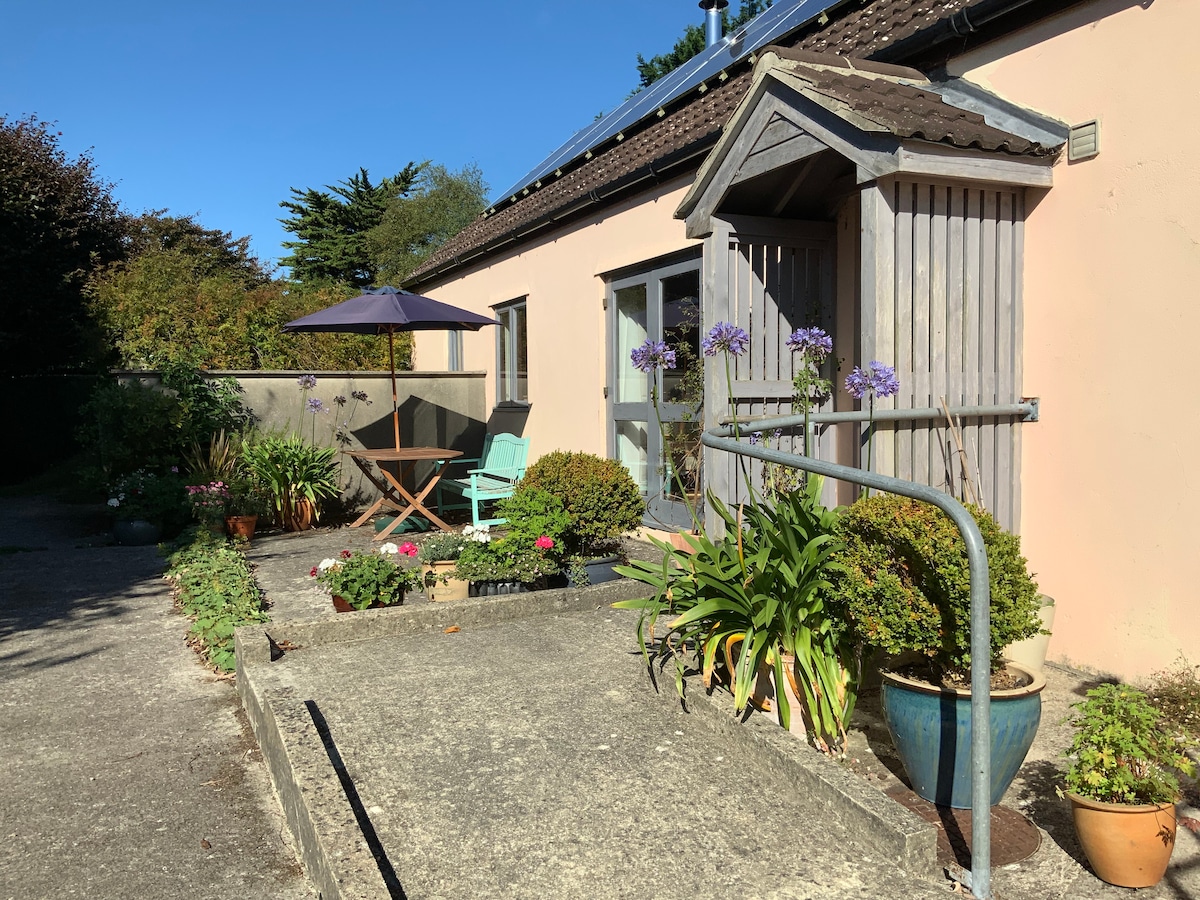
467 466 521 480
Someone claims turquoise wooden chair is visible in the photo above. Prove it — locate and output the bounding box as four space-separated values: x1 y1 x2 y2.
435 433 531 527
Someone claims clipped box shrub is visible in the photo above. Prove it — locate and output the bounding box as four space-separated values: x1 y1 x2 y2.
518 451 644 556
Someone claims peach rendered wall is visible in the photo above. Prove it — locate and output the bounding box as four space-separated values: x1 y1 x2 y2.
951 0 1200 679
413 175 699 464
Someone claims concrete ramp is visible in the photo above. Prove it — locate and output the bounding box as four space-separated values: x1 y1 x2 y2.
238 594 942 900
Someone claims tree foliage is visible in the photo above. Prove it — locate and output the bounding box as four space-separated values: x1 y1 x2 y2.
635 1 773 90
0 115 126 375
279 165 421 287
369 164 488 284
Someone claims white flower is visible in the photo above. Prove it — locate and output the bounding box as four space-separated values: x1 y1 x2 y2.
317 558 337 571
107 498 120 508
464 523 491 543
378 542 399 555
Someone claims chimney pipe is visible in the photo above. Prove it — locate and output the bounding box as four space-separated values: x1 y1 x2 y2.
699 0 729 47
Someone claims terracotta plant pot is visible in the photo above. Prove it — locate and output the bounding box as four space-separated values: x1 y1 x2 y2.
422 562 469 602
225 515 258 541
1068 793 1178 887
285 498 315 532
331 594 401 613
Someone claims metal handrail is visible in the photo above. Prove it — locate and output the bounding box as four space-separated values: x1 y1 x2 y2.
702 418 997 900
718 399 1038 428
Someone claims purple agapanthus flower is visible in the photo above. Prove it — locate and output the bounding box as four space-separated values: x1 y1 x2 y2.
630 339 677 373
306 397 326 414
351 390 371 403
786 326 832 360
749 432 762 445
702 322 750 357
844 362 900 400
297 374 317 390
332 395 347 407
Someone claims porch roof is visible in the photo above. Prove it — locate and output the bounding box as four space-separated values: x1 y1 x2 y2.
677 48 1065 237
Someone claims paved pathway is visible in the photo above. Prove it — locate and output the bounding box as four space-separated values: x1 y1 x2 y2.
0 496 312 899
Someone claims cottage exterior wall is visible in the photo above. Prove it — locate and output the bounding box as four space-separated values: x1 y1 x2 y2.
415 175 698 463
950 0 1200 679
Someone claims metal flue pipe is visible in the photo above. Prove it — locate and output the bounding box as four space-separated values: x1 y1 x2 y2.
699 0 728 47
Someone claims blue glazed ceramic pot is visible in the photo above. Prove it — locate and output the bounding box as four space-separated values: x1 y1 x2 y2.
881 662 1045 808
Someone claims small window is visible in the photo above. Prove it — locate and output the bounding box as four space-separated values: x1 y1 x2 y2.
495 299 528 404
447 331 463 372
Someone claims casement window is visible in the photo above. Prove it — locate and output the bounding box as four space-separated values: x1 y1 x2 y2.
494 299 528 404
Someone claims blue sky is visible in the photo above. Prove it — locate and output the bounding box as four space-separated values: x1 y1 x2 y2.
3 0 703 270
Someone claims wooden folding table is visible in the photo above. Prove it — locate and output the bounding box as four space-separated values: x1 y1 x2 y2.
344 447 463 539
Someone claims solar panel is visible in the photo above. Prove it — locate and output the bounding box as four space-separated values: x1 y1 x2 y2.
492 0 844 207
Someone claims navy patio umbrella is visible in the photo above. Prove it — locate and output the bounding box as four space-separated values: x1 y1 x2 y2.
282 286 498 450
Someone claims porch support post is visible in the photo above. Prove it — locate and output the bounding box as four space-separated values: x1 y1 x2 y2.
858 176 897 476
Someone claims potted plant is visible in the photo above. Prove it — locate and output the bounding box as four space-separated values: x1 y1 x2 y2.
241 433 340 531
826 494 1044 807
517 450 644 585
1060 683 1196 888
417 532 471 601
615 479 857 754
224 475 270 541
453 491 567 594
310 542 423 611
185 480 232 535
107 468 187 545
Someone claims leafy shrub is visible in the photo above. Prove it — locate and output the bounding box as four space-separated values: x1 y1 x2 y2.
826 494 1041 681
417 532 470 564
1144 659 1200 751
107 468 187 528
160 361 256 450
1063 683 1196 805
518 451 644 556
77 380 183 485
166 534 269 672
453 494 567 584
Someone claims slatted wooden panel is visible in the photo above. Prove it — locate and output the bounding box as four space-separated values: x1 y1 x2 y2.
875 178 1025 528
706 218 836 508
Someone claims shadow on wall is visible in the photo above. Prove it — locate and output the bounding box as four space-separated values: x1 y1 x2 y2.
350 397 488 491
487 405 529 438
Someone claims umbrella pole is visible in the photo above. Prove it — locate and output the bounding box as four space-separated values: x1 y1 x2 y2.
388 329 401 450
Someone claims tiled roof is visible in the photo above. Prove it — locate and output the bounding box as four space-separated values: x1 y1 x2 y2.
409 0 1005 284
769 50 1053 156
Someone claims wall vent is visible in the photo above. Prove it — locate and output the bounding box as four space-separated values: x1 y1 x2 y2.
1068 120 1100 161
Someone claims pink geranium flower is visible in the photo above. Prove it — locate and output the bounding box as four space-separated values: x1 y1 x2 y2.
535 535 554 550
398 542 419 557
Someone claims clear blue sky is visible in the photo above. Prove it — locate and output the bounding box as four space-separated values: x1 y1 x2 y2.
2 0 703 271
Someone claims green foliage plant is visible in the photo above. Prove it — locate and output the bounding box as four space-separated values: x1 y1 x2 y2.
826 494 1042 685
107 468 186 524
311 546 423 609
615 478 857 753
159 362 255 448
518 451 645 558
1145 659 1200 752
78 380 183 485
1062 683 1196 805
166 533 269 672
416 532 470 564
240 432 340 526
452 493 567 585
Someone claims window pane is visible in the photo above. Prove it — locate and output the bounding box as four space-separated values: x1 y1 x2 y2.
615 420 649 492
497 307 512 402
662 270 701 408
615 284 648 403
448 331 463 371
514 303 528 402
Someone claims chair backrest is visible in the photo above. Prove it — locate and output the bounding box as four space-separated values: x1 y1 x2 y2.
479 433 530 480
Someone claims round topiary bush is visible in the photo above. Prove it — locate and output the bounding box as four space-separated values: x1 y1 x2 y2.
517 450 645 556
826 494 1041 681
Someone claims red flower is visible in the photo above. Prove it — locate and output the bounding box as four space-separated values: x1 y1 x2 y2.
535 535 554 550
340 549 353 559
309 566 318 577
398 541 419 557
